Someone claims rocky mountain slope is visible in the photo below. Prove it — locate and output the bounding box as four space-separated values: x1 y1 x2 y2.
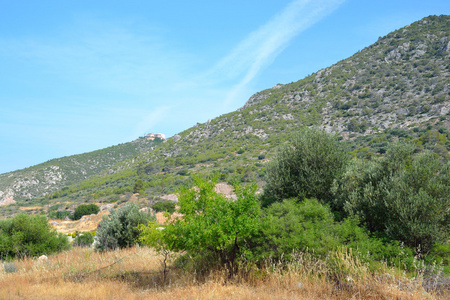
137 14 449 174
175 14 449 144
0 15 448 215
0 138 162 206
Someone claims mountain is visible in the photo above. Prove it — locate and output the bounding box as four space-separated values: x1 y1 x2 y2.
0 138 162 207
133 14 449 178
0 15 448 217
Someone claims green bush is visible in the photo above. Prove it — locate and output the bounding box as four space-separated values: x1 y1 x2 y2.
3 262 17 273
133 179 145 195
254 198 339 260
176 169 189 176
140 177 261 276
0 214 70 259
425 243 450 273
261 128 349 207
151 201 176 214
253 198 415 268
333 142 450 253
48 210 72 220
72 204 100 221
95 203 155 251
73 232 94 247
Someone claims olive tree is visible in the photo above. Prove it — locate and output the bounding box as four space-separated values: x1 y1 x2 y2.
95 203 154 251
333 142 450 253
261 128 348 207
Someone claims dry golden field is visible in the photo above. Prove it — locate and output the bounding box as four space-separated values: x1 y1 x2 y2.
0 246 447 300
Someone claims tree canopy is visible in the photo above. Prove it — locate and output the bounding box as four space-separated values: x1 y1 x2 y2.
261 128 349 207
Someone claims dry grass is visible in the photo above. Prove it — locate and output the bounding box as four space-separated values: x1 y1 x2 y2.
50 212 107 234
0 247 447 299
18 206 43 211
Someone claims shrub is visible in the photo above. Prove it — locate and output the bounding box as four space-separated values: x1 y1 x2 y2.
151 201 176 214
333 142 450 253
0 214 70 259
425 243 450 273
253 198 415 268
95 203 155 251
176 169 189 176
261 128 349 207
254 198 339 260
133 179 146 195
139 221 172 282
48 210 72 220
73 232 94 247
72 204 100 221
3 262 17 273
140 177 261 277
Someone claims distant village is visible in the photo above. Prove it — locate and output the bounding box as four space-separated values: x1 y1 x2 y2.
142 132 165 140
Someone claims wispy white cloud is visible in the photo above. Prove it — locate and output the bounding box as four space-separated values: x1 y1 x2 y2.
207 0 345 110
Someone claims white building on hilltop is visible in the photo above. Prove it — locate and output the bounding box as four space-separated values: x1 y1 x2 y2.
144 133 165 140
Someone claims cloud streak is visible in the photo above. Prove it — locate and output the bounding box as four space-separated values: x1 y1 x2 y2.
208 0 345 109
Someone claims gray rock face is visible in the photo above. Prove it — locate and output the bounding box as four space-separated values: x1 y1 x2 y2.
0 190 15 206
172 134 182 142
240 92 272 110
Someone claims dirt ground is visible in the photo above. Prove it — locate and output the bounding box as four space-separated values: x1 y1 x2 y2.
49 211 107 234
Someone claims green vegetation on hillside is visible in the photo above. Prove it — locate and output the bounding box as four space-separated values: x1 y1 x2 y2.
0 137 163 206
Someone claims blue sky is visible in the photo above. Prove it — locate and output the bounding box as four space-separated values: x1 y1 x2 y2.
0 0 449 174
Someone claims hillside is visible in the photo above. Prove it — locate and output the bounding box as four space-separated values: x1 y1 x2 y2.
0 137 162 207
0 15 448 217
143 15 449 160
164 14 449 152
122 14 450 193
